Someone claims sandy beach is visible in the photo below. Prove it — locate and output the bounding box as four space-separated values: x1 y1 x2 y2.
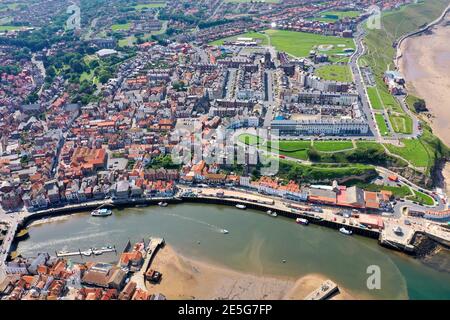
399 13 450 146
145 244 355 300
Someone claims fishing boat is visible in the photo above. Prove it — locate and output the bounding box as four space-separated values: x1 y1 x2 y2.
158 202 168 207
296 218 309 225
235 204 246 210
339 227 353 235
91 208 112 217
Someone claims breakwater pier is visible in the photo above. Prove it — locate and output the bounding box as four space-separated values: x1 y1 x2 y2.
55 246 117 258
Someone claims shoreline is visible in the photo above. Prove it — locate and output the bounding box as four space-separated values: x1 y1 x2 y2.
145 244 358 300
10 192 436 260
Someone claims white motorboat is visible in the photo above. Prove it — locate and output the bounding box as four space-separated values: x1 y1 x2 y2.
339 227 353 235
267 210 278 217
91 208 112 217
296 218 309 225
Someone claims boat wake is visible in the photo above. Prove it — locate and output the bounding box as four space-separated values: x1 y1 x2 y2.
164 212 228 234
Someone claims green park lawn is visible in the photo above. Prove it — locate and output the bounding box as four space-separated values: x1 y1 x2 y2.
375 114 390 136
366 86 383 110
384 139 431 168
313 141 353 152
410 190 435 206
389 114 413 134
378 88 402 113
356 183 412 198
355 141 385 151
238 133 263 146
314 64 353 82
277 140 312 151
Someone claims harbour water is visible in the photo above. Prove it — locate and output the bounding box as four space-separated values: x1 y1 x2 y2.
16 203 450 300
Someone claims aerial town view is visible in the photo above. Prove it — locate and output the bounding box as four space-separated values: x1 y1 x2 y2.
0 0 449 305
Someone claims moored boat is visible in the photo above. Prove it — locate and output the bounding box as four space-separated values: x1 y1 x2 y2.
339 227 352 235
158 202 168 207
296 218 309 225
235 204 246 210
221 229 229 234
267 210 278 217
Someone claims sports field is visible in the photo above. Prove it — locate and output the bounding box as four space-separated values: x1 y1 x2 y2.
314 64 353 82
209 32 268 46
225 0 279 2
264 29 355 60
210 29 355 62
134 3 166 10
112 23 131 31
0 25 21 31
309 10 360 23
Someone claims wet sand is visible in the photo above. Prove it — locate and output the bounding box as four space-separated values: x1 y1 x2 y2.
443 163 450 197
28 215 73 227
145 245 355 300
399 13 450 146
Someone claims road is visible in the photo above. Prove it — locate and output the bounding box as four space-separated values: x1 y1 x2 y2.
349 22 380 141
31 53 46 96
263 69 276 128
352 18 424 141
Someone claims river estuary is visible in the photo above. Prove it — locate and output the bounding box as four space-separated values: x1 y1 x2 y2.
16 204 450 299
